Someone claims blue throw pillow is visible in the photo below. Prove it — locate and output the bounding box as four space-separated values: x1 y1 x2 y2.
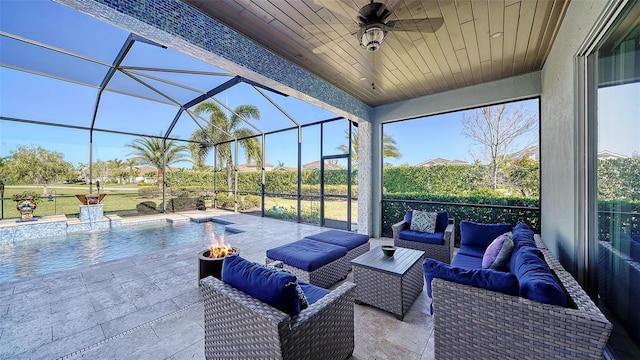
265 262 308 310
222 255 301 316
404 210 413 225
511 249 568 307
435 211 449 232
460 221 513 250
512 223 536 249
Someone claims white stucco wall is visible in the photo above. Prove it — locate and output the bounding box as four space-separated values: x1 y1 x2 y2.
540 0 609 272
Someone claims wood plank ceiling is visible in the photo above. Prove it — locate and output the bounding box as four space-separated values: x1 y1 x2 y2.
183 0 570 107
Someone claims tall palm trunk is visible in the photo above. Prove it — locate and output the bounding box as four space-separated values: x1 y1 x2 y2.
226 156 233 195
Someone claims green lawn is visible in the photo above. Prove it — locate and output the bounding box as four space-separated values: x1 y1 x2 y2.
1 185 156 220
1 185 358 223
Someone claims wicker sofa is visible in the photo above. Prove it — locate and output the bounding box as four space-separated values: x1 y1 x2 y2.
392 210 455 263
425 222 612 359
200 256 356 360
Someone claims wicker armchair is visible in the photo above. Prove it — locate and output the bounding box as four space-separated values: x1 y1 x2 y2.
392 214 455 263
200 275 356 360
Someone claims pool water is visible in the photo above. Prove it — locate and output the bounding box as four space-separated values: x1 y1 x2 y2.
0 220 237 284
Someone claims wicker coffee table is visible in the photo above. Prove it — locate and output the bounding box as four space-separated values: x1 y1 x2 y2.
351 246 424 320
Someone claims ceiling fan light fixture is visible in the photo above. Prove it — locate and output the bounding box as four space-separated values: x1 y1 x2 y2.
358 22 388 52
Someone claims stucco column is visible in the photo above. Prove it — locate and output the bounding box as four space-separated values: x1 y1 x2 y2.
357 120 381 237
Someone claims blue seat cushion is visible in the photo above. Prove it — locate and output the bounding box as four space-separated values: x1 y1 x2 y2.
304 230 369 251
266 238 347 271
451 253 483 270
222 255 301 316
299 281 330 305
423 258 519 298
398 229 445 245
511 249 568 307
460 221 512 250
404 210 449 232
456 245 486 259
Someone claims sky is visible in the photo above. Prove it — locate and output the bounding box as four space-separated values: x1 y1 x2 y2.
0 1 637 173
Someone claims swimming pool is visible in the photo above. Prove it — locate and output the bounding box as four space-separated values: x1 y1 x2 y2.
0 219 239 284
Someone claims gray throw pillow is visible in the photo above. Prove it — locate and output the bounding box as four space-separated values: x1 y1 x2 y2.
410 210 437 233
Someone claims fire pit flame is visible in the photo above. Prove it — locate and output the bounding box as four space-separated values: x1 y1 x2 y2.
208 231 235 259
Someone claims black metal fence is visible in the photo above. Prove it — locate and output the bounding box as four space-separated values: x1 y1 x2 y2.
382 198 541 246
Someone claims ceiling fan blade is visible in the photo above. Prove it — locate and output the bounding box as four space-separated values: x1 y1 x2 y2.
387 17 444 33
381 0 403 16
315 0 359 19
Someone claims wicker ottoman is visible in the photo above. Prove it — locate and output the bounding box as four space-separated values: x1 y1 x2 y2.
304 230 370 264
266 238 349 288
351 246 424 320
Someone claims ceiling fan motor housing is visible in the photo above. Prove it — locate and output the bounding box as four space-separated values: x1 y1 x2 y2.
357 2 392 52
358 22 388 51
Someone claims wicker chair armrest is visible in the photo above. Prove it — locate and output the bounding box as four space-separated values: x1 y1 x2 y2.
282 281 356 359
443 219 455 254
289 281 356 329
392 220 409 240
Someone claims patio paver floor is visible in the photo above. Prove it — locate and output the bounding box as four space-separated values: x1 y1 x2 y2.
0 210 434 359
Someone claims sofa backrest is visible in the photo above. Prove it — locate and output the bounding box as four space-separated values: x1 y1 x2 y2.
459 221 512 251
405 210 449 232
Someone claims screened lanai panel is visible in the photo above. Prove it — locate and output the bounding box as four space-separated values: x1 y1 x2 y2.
93 91 179 136
322 119 349 156
120 40 226 74
260 89 343 125
116 42 234 105
0 121 89 174
0 1 127 64
167 111 202 141
0 36 110 87
131 70 234 99
105 71 179 106
265 130 298 171
0 68 96 127
216 83 297 134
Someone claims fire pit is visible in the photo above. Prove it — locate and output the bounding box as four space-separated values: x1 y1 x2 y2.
198 223 238 281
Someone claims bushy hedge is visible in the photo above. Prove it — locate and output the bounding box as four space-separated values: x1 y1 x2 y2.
597 199 640 240
598 158 640 201
383 165 484 195
166 169 356 193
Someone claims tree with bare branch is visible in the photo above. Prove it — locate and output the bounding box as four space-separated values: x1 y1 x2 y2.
461 104 537 190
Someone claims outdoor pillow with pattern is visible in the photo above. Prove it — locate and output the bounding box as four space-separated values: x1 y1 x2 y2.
410 210 438 233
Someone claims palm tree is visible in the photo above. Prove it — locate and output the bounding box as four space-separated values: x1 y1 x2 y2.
337 128 401 166
127 137 189 186
123 158 138 183
190 101 261 193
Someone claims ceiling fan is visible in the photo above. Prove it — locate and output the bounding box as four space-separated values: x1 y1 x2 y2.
313 0 444 53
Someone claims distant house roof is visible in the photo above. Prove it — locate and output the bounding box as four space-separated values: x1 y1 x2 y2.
273 165 297 171
302 160 345 170
508 146 539 161
237 162 274 172
598 150 629 160
416 158 469 166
